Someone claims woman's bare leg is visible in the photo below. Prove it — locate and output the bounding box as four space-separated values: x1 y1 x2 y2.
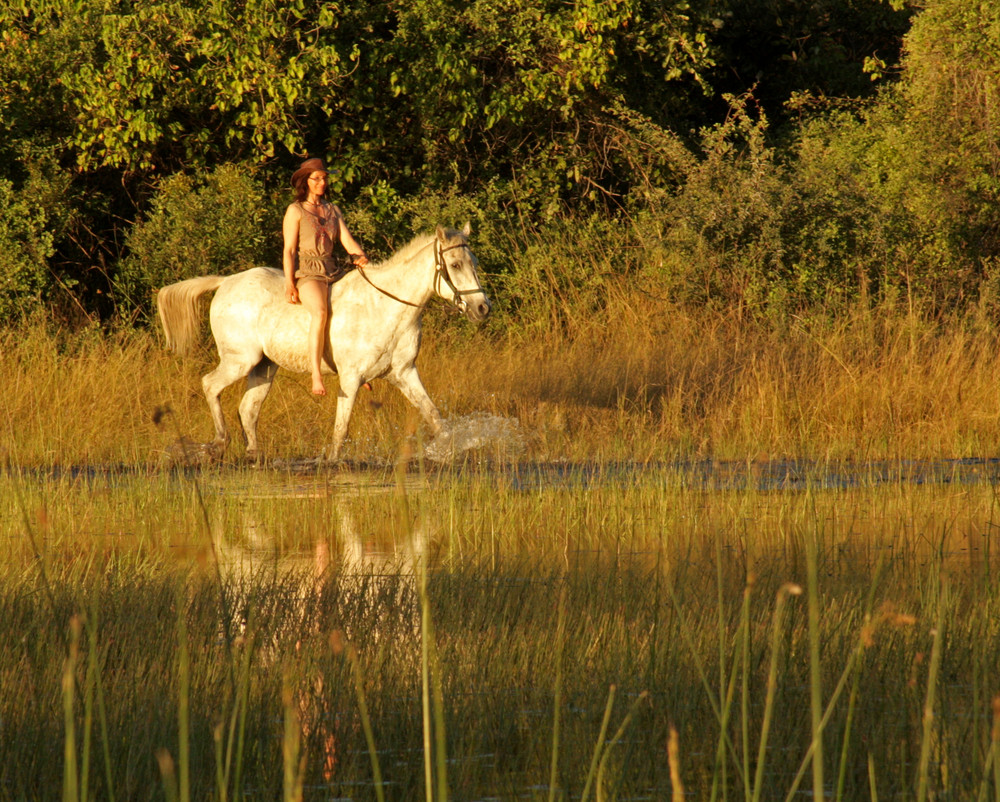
297 279 329 395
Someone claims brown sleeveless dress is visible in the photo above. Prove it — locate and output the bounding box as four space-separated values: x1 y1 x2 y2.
294 201 352 284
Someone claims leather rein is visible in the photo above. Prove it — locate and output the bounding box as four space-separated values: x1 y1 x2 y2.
354 240 481 313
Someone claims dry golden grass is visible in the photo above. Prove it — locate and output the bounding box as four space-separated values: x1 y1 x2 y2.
429 287 1000 462
4 290 1000 466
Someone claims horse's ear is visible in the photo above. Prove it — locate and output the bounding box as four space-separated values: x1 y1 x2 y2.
435 224 446 241
461 221 471 237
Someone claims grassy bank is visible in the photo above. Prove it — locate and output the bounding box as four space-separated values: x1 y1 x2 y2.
5 290 1000 799
4 292 1000 467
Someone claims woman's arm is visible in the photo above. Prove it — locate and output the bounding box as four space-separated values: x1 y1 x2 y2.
334 205 368 266
282 204 302 303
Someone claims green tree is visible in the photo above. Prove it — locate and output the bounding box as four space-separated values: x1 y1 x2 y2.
0 179 55 320
0 162 82 321
0 0 354 174
337 0 716 211
896 0 1000 263
116 165 277 321
0 0 929 322
706 0 912 123
783 0 1000 306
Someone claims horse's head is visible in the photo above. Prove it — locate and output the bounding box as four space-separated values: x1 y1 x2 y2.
434 223 491 322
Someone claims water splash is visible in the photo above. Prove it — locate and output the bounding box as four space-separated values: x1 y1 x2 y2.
423 413 526 463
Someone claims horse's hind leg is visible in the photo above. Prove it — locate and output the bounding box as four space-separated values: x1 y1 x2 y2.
202 355 256 455
239 358 278 461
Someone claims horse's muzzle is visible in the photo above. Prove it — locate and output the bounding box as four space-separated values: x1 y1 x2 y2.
465 296 491 322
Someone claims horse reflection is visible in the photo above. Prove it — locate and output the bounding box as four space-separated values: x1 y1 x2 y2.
208 504 429 783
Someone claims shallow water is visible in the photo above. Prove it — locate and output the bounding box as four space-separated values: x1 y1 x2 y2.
12 449 1000 496
423 412 528 463
10 401 1000 496
3 442 999 801
499 455 1000 491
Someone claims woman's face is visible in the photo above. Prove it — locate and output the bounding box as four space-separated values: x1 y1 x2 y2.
307 171 328 193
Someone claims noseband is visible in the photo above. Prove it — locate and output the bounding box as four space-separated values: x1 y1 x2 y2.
433 241 486 314
355 239 483 312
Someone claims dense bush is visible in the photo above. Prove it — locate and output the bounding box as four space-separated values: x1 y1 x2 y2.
617 0 1000 318
0 179 53 321
5 0 999 327
891 0 1000 288
0 165 78 322
116 166 281 322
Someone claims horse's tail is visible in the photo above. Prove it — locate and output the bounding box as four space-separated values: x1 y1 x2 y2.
157 275 226 354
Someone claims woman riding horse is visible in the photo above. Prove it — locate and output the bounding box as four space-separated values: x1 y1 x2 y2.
158 222 489 461
283 158 368 396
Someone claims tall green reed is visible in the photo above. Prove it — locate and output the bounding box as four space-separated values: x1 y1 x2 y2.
281 677 305 802
751 583 802 802
806 526 825 802
342 637 386 802
548 585 567 802
6 464 1000 800
177 593 191 802
916 585 945 802
61 616 80 802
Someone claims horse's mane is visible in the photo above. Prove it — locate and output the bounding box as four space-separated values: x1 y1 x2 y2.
371 232 436 271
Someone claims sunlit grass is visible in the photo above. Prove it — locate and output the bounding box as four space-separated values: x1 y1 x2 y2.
5 292 1000 466
5 291 1000 799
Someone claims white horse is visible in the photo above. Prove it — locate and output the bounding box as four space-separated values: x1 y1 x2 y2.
157 223 490 461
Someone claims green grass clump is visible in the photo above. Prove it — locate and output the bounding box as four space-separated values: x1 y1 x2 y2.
3 466 1000 799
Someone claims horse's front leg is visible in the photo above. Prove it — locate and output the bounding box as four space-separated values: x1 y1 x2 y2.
327 377 361 462
391 366 443 436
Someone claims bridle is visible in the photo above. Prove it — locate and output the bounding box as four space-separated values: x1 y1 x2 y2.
355 239 483 313
434 241 487 314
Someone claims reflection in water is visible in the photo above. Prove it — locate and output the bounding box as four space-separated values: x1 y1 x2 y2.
210 501 430 656
211 505 427 613
210 502 428 783
5 462 1000 799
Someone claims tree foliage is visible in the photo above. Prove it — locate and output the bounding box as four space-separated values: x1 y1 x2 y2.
0 179 55 321
896 0 1000 260
707 0 912 119
11 0 998 325
0 163 78 321
116 165 278 321
1 0 353 173
357 0 714 206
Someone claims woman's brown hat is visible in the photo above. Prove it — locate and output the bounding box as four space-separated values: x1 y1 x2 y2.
291 158 328 188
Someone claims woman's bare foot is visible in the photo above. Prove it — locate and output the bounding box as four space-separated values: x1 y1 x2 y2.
311 375 327 395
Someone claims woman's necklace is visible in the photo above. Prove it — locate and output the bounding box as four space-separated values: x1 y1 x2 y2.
304 199 335 248
304 199 328 224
